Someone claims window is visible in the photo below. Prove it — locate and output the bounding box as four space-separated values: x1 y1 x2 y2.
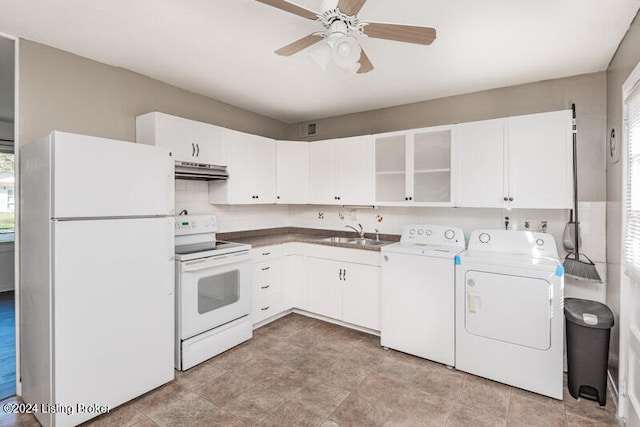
0 152 14 242
625 83 640 278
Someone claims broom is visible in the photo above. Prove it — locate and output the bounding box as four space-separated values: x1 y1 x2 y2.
563 104 602 283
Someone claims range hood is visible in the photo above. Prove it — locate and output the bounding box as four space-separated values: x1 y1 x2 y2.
174 161 229 180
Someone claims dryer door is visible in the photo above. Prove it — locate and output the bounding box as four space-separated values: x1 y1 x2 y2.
464 270 552 350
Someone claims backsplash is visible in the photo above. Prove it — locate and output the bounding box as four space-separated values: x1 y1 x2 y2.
175 179 606 300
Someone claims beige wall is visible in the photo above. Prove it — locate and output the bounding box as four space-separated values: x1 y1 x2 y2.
287 73 607 203
605 11 640 389
17 40 289 147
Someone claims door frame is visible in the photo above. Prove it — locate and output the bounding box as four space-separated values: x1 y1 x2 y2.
619 57 640 426
0 31 19 398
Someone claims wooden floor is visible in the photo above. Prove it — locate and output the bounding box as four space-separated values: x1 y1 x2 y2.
0 291 15 400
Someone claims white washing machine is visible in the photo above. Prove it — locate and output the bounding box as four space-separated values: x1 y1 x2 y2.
455 229 564 399
381 225 465 366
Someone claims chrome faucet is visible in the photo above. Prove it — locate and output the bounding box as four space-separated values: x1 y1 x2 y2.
345 223 365 239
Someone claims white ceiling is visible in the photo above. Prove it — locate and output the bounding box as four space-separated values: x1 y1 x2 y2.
0 0 639 124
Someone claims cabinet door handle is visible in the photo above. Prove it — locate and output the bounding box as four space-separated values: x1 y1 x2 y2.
343 269 346 280
262 252 271 256
196 143 200 157
508 197 514 202
339 269 343 280
261 266 270 271
261 285 270 289
191 143 195 157
261 306 270 311
503 197 508 201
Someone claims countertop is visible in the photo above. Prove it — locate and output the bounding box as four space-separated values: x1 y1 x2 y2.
217 227 400 252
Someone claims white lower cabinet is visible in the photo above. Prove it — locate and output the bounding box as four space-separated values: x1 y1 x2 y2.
251 243 381 331
306 254 381 331
341 262 381 331
283 251 308 311
250 245 283 325
307 258 343 320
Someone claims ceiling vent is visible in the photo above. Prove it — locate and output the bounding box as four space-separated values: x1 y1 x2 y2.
299 122 318 137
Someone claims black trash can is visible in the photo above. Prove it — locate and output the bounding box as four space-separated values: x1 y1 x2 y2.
564 297 615 406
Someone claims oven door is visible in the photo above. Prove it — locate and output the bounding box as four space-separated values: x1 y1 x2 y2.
178 251 251 340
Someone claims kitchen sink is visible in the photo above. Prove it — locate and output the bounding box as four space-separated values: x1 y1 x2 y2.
320 236 357 243
319 236 393 247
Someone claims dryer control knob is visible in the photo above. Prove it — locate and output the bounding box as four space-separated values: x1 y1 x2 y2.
536 238 544 246
445 229 455 240
479 232 491 243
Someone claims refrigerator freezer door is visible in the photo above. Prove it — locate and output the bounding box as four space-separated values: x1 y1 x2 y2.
50 132 174 218
51 217 174 427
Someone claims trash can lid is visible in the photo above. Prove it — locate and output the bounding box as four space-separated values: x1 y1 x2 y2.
564 298 615 329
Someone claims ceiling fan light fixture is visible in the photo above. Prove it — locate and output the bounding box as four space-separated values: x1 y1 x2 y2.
330 35 361 68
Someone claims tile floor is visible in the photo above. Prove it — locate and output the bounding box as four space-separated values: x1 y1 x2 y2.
1 313 621 426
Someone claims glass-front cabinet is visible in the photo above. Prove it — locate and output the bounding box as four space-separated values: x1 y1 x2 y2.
374 134 407 203
374 126 455 206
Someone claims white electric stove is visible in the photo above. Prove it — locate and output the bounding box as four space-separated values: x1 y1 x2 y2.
174 214 253 370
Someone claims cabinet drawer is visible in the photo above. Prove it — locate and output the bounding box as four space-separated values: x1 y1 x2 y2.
252 293 283 324
251 245 282 262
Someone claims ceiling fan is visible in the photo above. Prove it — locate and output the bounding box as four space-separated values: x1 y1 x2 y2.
256 0 437 74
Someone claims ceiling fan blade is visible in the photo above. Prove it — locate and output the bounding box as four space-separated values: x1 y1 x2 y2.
275 34 324 56
357 49 374 74
337 0 367 16
363 22 436 45
256 0 317 20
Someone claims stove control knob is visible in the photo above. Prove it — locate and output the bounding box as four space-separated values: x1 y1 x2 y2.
445 229 455 240
536 238 544 246
409 228 416 235
426 229 432 236
417 229 424 235
479 232 491 244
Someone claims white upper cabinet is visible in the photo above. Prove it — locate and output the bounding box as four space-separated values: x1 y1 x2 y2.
374 126 455 206
507 111 573 209
455 119 506 208
309 136 374 205
136 112 224 165
456 110 572 209
374 133 407 204
277 141 309 204
209 130 277 204
309 139 340 204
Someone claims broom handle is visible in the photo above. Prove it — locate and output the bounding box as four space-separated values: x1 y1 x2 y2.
572 104 580 255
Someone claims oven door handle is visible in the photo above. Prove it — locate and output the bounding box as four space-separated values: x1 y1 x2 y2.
182 252 251 272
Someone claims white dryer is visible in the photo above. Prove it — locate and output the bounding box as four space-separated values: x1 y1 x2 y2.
381 225 465 366
455 229 564 399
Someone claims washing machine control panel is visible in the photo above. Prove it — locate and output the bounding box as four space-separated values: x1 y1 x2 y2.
468 229 558 257
400 225 465 247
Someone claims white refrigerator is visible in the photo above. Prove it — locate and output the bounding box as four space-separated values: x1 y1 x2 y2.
20 131 175 427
